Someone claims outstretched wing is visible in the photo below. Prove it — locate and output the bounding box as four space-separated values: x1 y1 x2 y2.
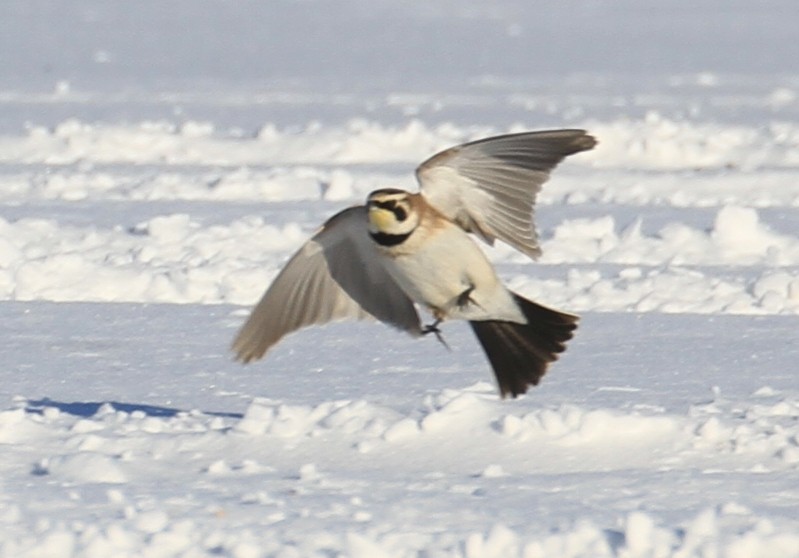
232 206 422 363
416 130 596 259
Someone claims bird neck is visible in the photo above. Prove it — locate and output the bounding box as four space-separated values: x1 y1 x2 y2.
368 230 413 247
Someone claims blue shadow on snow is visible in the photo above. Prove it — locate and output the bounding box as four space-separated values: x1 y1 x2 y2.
25 398 242 419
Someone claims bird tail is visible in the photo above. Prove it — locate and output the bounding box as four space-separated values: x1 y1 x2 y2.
469 293 578 398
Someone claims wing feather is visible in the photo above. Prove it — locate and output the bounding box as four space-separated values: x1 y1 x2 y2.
232 206 422 363
416 129 596 258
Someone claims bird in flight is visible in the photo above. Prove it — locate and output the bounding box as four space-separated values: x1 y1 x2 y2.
232 129 596 397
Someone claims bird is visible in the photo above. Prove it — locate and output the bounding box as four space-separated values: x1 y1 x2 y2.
232 129 597 398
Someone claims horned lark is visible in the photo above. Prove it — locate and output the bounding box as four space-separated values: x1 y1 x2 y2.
232 129 596 397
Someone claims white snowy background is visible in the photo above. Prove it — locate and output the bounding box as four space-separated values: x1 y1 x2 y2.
1 1 798 556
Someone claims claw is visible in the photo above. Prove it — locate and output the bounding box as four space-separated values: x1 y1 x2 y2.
422 319 450 351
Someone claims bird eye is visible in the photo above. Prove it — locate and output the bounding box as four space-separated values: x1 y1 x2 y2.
371 199 408 222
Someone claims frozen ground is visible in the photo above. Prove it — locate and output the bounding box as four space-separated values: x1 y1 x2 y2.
1 1 799 557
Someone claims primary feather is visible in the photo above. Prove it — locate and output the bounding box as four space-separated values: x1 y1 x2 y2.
231 207 421 363
417 129 596 258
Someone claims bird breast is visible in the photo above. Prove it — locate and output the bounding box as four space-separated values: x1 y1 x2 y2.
376 221 524 323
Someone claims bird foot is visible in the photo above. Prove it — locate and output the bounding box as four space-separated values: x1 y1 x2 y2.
422 319 451 351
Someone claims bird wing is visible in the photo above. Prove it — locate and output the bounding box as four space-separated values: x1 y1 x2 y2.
416 129 596 259
231 205 423 363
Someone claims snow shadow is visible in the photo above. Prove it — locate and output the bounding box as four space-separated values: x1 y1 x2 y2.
25 398 242 419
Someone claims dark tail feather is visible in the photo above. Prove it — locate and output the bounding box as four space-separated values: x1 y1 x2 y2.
469 294 578 398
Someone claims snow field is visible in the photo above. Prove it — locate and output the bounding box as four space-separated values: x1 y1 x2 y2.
3 0 799 553
2 116 799 173
2 382 799 557
2 117 798 317
1 199 798 316
2 112 799 555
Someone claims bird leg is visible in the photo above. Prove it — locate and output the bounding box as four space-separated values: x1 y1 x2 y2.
422 318 450 351
421 286 479 351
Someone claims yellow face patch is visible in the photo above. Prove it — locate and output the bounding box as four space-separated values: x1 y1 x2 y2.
368 206 395 232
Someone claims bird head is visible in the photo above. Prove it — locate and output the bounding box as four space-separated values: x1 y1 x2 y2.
366 189 419 236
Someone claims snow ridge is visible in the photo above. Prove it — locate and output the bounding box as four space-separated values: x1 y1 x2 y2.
3 386 798 557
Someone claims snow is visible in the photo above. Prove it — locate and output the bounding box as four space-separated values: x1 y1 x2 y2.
2 1 799 556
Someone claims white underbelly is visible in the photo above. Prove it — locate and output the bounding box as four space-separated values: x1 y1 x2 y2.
380 228 524 323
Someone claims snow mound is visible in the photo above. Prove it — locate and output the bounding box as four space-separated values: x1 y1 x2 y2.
3 386 798 557
587 114 799 171
2 206 798 315
543 205 799 266
0 119 465 167
34 452 128 484
2 117 798 172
